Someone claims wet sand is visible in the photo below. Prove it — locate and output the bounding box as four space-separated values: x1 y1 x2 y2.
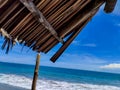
0 83 29 90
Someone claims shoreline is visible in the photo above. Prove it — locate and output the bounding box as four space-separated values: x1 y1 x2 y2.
0 83 29 90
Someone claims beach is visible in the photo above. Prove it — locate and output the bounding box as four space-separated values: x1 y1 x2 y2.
0 83 29 90
0 62 120 90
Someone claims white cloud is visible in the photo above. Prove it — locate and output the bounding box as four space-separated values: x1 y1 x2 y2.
72 40 96 47
81 43 96 47
100 63 120 69
56 53 107 69
72 40 80 46
117 23 120 27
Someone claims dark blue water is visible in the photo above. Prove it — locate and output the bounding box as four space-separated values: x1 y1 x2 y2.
0 62 120 87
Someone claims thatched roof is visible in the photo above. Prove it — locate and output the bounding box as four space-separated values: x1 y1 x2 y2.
0 0 117 62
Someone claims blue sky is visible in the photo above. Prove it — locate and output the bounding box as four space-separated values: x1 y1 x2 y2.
0 1 120 74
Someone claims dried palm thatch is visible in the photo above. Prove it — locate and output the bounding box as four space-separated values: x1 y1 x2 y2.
0 0 117 62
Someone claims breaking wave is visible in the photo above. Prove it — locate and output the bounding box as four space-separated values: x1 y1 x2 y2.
0 74 120 90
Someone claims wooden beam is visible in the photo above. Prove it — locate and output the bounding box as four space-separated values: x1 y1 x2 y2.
32 53 40 90
104 0 117 13
50 19 91 63
19 0 64 44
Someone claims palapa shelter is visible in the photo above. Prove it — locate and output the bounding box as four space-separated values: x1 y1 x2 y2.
0 0 117 90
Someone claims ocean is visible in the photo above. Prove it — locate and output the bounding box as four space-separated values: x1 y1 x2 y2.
0 62 120 90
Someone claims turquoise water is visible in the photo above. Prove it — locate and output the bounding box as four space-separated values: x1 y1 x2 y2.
0 62 120 90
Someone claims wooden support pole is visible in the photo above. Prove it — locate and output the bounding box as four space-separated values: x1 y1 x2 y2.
32 53 40 90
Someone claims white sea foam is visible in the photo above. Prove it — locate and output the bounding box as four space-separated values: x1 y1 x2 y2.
0 74 120 90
